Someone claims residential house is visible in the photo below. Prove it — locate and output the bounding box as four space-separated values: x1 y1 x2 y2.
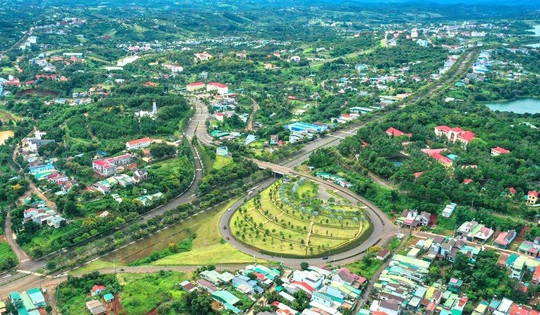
457 221 479 237
527 191 538 206
332 268 367 288
532 265 540 285
86 300 107 315
494 230 517 248
180 280 198 293
386 127 412 138
197 279 218 293
442 203 457 218
194 52 213 62
491 146 511 156
377 249 390 261
270 135 279 145
133 169 148 183
91 285 106 296
518 241 539 257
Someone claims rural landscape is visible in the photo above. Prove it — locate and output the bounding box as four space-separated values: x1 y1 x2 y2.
0 0 539 314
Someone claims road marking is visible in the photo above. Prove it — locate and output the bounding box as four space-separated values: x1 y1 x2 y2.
2 274 12 278
20 259 29 262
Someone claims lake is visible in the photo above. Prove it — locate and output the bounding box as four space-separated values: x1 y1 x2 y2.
0 130 14 145
526 25 540 48
486 98 540 114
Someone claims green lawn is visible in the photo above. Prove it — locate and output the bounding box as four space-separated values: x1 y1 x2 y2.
230 179 369 257
119 271 187 315
213 155 233 169
107 198 268 266
70 260 118 276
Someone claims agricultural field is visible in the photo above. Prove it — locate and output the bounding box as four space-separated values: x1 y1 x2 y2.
230 178 371 257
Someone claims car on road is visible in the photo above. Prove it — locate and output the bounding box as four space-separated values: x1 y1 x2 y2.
322 256 329 260
227 208 232 212
223 226 227 230
226 237 230 240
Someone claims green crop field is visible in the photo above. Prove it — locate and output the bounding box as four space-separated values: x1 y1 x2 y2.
230 178 371 257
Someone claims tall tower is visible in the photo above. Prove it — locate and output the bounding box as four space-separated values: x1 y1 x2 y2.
152 100 157 115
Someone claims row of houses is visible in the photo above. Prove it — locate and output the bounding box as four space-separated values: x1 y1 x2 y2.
9 287 47 315
254 266 367 315
315 172 353 188
23 198 65 229
181 265 282 314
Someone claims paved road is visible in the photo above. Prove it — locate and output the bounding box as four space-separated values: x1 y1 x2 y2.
187 97 214 145
219 161 397 268
245 96 259 132
4 212 30 264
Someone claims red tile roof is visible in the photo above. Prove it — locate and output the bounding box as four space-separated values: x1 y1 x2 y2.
457 131 475 142
492 146 511 154
430 152 452 164
127 137 152 147
91 285 106 293
414 172 423 179
187 82 204 87
463 178 473 184
529 191 539 198
386 127 411 137
207 82 227 88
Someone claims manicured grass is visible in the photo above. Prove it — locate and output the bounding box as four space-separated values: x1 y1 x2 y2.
230 179 369 257
70 259 118 275
118 271 187 315
296 181 318 198
213 155 233 169
147 199 268 266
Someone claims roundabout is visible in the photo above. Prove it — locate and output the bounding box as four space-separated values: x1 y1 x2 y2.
220 171 397 267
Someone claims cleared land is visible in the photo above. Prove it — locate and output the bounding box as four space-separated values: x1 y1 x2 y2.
230 179 370 256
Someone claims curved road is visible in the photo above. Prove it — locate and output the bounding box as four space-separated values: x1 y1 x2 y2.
220 162 396 267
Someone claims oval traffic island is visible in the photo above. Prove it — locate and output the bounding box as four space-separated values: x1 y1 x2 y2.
228 177 373 259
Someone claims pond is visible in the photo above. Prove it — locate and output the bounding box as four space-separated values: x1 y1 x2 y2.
0 130 14 145
486 98 540 114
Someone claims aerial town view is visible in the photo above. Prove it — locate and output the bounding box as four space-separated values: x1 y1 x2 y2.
0 0 539 314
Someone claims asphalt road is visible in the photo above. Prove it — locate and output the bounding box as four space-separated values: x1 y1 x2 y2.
219 161 397 268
